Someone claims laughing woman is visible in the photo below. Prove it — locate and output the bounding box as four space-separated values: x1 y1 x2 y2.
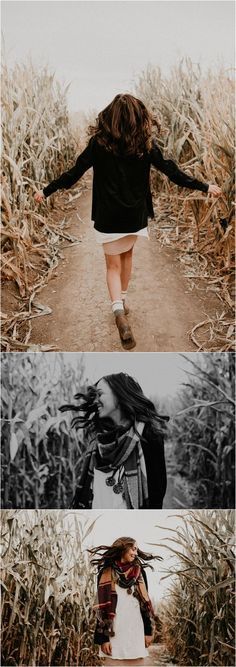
90 537 158 666
34 93 221 349
60 372 168 509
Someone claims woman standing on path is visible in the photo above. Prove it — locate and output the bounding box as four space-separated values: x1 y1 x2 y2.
34 93 221 349
60 372 167 509
90 537 158 666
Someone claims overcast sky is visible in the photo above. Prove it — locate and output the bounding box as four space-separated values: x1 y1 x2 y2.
2 1 235 112
48 351 204 399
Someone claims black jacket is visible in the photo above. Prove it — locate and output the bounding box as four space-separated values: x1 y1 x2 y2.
94 566 153 646
43 137 209 233
71 421 167 510
141 422 166 509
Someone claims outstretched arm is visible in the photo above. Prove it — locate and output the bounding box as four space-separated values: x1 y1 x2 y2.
150 141 221 196
34 138 94 202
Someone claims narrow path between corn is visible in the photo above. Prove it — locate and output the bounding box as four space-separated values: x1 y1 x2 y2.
102 644 174 666
31 188 217 352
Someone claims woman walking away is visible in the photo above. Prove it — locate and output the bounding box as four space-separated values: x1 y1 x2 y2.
34 93 221 349
89 537 159 666
60 372 168 509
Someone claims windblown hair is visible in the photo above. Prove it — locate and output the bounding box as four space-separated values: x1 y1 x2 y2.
88 93 160 157
59 372 169 433
88 536 161 572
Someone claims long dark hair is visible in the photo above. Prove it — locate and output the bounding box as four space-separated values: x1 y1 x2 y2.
59 372 169 433
88 93 160 157
89 536 161 572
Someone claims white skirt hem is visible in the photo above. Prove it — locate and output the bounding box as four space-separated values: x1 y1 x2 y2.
94 228 149 244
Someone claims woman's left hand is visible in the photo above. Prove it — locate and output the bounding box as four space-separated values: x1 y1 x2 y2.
34 190 45 203
208 184 222 197
145 635 154 647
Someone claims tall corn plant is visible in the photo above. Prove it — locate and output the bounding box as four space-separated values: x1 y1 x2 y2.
155 510 235 666
1 510 101 666
1 353 88 508
135 60 235 350
1 54 81 348
167 353 235 508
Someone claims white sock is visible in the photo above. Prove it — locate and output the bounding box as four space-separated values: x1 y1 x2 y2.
112 300 124 314
121 290 127 302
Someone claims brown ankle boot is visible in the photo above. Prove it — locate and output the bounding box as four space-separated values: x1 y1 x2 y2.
115 311 136 349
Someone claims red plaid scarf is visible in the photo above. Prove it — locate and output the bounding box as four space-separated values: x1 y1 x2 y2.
94 561 154 637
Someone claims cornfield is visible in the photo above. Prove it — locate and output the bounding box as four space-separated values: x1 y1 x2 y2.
1 56 235 351
1 510 102 666
156 510 235 666
1 352 88 509
135 60 235 351
1 509 234 666
1 54 82 351
166 353 235 509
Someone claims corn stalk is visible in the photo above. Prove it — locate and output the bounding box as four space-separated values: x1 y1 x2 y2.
135 59 235 350
155 510 235 666
1 510 102 666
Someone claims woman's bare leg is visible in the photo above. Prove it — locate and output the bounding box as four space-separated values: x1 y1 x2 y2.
104 250 136 348
105 253 122 302
120 246 134 291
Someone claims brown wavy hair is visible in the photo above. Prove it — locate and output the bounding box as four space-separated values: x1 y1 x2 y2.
59 372 169 434
89 536 162 572
88 93 160 157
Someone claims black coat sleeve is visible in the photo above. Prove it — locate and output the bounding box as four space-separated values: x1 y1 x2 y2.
43 138 94 197
141 424 167 509
140 568 153 636
150 141 209 193
94 625 110 646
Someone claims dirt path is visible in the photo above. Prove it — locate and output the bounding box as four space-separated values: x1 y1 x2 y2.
163 441 190 509
146 644 174 666
102 644 174 666
163 475 188 509
31 188 217 351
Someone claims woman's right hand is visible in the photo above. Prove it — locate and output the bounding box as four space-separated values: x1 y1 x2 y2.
101 642 112 655
208 184 222 197
34 190 45 203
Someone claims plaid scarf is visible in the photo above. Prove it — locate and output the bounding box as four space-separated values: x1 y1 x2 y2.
94 561 154 637
71 421 148 509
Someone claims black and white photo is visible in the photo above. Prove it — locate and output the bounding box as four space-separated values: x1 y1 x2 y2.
1 352 235 510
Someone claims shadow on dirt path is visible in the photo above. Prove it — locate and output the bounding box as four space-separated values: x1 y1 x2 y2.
31 188 218 352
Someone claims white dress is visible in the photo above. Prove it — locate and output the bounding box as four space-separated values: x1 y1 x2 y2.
94 227 149 255
99 584 149 660
92 468 127 509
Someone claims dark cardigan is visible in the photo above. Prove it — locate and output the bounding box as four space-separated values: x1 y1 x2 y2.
43 137 209 233
71 421 167 510
94 566 153 646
